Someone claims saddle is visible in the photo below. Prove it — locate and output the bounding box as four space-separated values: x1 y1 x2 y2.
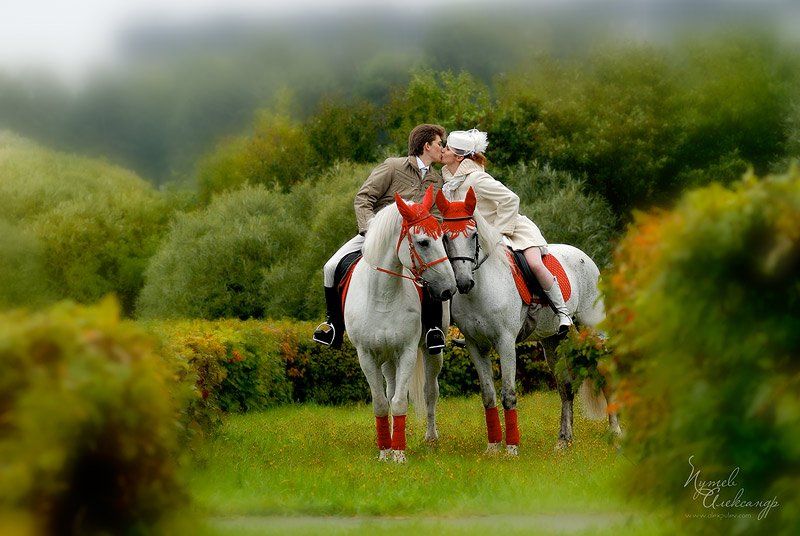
508 248 571 307
334 251 362 313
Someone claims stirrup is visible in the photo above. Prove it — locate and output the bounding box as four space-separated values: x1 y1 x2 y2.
313 322 336 346
425 327 445 354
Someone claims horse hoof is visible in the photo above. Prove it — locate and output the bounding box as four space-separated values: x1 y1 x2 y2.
505 444 519 457
554 439 572 451
425 431 439 443
378 449 392 461
392 450 407 464
484 442 501 455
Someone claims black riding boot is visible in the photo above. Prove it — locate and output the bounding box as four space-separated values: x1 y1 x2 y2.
313 286 345 349
421 288 445 354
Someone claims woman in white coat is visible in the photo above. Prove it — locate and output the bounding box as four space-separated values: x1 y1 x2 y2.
440 129 572 333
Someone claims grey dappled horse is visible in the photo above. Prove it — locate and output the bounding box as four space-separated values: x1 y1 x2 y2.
436 188 622 454
345 186 457 463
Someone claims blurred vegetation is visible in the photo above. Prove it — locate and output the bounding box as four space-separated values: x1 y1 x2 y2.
603 168 800 533
0 132 174 315
0 298 185 534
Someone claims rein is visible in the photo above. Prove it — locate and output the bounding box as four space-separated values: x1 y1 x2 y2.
374 214 448 286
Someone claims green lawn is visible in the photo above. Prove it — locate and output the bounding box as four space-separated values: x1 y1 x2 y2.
187 392 676 535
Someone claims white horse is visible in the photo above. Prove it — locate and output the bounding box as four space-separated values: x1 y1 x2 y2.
345 186 457 463
436 188 622 454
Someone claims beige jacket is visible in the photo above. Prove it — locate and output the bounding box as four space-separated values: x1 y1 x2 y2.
354 156 443 234
442 159 547 250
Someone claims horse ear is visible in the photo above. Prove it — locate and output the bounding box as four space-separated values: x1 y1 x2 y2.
394 192 413 220
435 189 450 215
421 184 434 212
464 187 477 215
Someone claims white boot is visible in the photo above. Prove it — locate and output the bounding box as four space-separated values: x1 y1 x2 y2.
543 277 573 335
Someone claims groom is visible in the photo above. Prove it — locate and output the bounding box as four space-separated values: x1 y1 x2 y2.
313 123 448 352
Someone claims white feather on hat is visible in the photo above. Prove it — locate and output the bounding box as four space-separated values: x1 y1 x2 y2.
447 129 489 155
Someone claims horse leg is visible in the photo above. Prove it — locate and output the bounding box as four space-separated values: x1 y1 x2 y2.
465 339 501 454
389 348 417 463
543 338 574 450
358 353 392 460
603 383 623 439
497 336 520 456
423 351 443 443
382 360 396 404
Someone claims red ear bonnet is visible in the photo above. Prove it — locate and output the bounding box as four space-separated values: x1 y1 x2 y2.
435 189 450 215
439 186 477 238
394 188 441 239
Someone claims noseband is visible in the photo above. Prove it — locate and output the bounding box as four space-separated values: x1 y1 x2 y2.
442 216 490 272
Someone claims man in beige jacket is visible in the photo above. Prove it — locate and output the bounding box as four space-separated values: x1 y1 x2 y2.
314 124 448 351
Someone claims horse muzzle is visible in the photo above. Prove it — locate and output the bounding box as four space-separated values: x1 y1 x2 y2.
457 278 475 294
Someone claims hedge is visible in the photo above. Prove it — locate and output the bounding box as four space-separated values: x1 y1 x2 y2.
604 168 800 533
0 298 185 534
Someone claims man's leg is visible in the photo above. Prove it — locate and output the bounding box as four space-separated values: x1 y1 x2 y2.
313 234 365 348
421 287 445 354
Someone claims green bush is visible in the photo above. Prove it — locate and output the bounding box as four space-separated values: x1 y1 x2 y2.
0 298 185 534
308 97 380 164
496 162 618 268
0 131 172 315
141 162 370 321
0 219 53 309
197 111 315 202
604 168 800 533
385 68 490 152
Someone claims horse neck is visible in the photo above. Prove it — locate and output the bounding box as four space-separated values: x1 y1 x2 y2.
473 244 510 288
366 234 409 298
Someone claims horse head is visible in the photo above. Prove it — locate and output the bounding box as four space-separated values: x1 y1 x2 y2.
436 187 479 294
394 185 457 300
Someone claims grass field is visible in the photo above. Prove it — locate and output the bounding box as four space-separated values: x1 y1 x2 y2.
186 392 677 535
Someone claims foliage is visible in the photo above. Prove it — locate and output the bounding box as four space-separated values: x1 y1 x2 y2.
496 162 618 267
385 69 490 152
308 96 381 164
197 111 315 201
0 219 53 309
555 327 612 393
0 131 172 315
603 168 800 533
140 162 370 321
0 298 185 534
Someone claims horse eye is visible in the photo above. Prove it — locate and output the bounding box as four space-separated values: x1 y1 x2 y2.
418 239 430 248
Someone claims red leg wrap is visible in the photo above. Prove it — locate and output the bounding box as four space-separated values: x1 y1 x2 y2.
505 408 520 446
391 415 407 451
485 406 502 443
376 416 391 450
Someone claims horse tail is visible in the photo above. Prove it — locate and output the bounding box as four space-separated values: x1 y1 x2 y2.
578 379 607 421
409 348 427 420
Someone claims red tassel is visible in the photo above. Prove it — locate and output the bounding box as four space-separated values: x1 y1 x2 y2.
485 406 502 443
376 416 391 450
391 415 407 451
505 408 520 446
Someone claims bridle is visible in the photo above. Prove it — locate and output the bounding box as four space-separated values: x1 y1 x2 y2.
374 214 449 287
442 216 490 272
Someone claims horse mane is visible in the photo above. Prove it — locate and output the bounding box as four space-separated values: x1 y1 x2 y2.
472 209 510 268
362 202 403 266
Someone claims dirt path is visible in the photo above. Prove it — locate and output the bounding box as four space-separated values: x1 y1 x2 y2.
211 512 637 533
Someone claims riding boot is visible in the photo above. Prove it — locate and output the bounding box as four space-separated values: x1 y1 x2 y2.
421 288 445 354
543 277 573 336
313 286 344 349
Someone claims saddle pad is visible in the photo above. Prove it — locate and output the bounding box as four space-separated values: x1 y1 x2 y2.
507 250 571 306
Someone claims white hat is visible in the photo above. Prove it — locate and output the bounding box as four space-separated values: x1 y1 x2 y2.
447 129 489 156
